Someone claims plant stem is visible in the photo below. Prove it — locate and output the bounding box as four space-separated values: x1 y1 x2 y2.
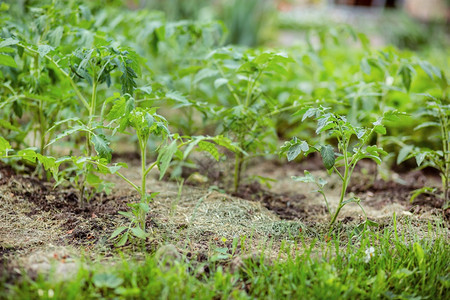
234 151 243 193
329 162 349 230
140 137 148 232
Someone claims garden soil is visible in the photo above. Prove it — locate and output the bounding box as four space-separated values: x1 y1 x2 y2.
0 154 448 280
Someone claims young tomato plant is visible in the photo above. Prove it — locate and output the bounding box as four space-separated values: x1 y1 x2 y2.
397 98 450 209
194 48 296 192
105 98 174 245
281 107 389 231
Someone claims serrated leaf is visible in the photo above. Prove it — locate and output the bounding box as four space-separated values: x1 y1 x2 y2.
320 145 335 170
108 163 127 174
198 141 220 161
212 135 238 153
166 91 191 108
37 45 54 57
292 171 315 183
302 108 317 122
286 141 308 162
36 153 59 179
48 26 64 47
356 128 366 139
91 133 112 161
107 96 135 131
121 66 138 95
157 140 178 180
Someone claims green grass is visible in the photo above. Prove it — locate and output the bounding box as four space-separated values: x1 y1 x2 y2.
1 217 449 300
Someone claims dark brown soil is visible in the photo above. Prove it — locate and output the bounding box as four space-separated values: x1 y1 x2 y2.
0 163 132 248
233 181 326 221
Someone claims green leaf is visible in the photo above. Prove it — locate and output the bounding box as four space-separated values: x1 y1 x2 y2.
157 140 178 180
397 145 414 165
198 141 220 161
214 78 228 89
415 152 427 166
0 136 12 156
194 68 219 84
0 54 17 68
139 202 150 213
107 96 135 131
212 135 238 153
365 219 379 227
108 163 127 174
320 145 335 170
116 232 128 246
399 64 414 92
109 226 128 239
413 242 425 265
36 154 59 180
91 133 112 161
341 197 360 206
286 140 309 162
393 268 414 279
131 227 149 239
414 121 440 131
48 26 64 47
410 187 435 203
121 66 138 95
366 146 388 157
373 124 386 135
17 149 37 163
37 45 54 57
360 58 371 75
292 171 315 183
46 125 90 148
118 211 134 220
0 38 19 48
302 108 317 122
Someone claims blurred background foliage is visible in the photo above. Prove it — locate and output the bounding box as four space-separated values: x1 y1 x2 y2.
5 0 449 51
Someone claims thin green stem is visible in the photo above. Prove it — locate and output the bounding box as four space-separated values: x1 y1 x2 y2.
114 171 140 193
144 161 158 177
139 138 147 199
